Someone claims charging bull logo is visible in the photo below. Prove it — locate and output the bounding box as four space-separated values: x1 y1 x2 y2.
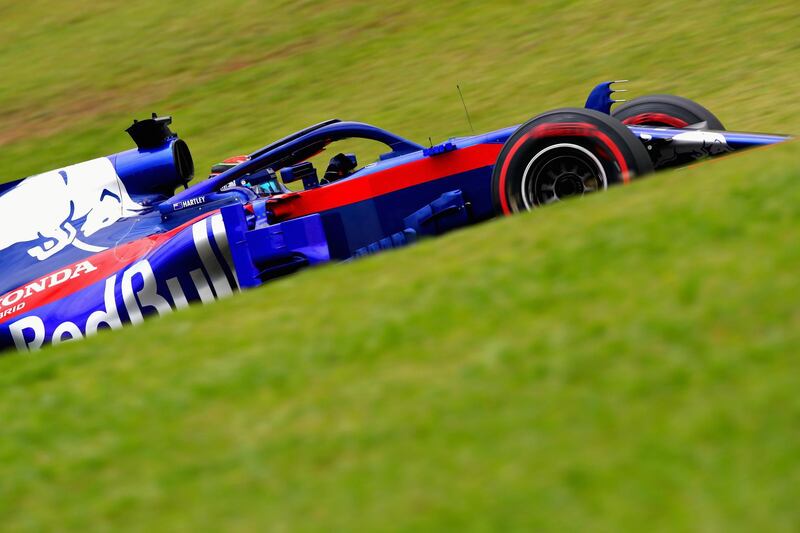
0 158 144 261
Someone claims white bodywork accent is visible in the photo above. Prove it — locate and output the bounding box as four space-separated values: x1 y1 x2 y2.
0 158 143 261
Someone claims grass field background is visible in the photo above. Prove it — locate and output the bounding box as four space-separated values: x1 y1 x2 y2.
1 1 799 531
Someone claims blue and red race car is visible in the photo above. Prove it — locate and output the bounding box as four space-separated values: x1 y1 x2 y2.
0 82 791 352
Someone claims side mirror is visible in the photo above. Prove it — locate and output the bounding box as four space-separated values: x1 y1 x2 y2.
280 162 319 190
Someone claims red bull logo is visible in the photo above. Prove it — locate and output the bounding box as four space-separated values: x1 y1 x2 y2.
4 213 238 351
0 158 144 261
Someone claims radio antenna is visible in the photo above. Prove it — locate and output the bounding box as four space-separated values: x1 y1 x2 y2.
457 84 475 134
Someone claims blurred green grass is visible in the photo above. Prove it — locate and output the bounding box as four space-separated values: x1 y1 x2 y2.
1 1 799 181
1 1 799 531
2 140 799 531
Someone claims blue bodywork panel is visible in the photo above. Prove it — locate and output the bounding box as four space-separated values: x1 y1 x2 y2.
0 90 792 352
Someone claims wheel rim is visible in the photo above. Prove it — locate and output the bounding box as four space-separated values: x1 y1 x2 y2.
520 143 608 210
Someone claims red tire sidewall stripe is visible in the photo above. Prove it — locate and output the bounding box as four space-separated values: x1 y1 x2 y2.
622 112 689 128
497 122 630 215
497 133 533 215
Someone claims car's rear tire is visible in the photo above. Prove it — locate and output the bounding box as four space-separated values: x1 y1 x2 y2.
611 94 725 130
492 107 654 215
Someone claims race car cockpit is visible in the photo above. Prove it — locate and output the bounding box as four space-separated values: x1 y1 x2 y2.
186 119 425 204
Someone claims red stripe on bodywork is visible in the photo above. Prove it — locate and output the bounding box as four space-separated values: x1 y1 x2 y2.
497 122 630 215
0 212 214 323
269 143 503 220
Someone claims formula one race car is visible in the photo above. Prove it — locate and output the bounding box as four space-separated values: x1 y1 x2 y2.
0 82 791 351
